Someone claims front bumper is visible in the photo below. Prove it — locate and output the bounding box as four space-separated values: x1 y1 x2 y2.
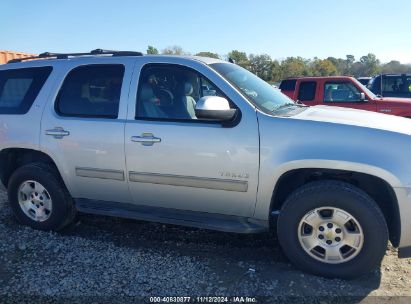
395 187 411 258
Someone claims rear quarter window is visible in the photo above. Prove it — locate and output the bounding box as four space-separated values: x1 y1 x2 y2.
298 81 316 101
0 67 52 114
279 79 296 91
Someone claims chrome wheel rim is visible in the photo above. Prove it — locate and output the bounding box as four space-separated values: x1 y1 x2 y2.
18 180 52 222
298 207 364 264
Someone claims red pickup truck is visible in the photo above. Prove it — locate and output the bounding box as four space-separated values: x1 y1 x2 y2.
279 76 411 117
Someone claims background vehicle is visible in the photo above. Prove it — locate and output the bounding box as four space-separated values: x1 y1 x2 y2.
357 77 371 86
2 51 411 279
280 76 411 117
368 74 411 98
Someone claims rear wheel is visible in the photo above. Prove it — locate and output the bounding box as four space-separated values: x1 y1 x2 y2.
277 180 388 279
8 163 76 231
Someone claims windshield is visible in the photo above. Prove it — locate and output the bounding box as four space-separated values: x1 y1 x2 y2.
210 63 296 113
353 78 378 99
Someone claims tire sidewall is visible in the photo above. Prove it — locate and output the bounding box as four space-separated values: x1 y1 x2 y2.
8 164 71 231
277 182 388 278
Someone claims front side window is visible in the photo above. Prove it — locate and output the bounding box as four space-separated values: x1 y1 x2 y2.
324 82 362 103
136 65 226 120
56 65 124 118
0 67 52 114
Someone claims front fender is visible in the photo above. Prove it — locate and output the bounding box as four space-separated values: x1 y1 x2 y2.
253 111 411 220
254 159 402 220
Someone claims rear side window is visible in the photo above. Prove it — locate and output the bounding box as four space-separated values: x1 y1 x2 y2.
298 81 316 101
56 65 124 118
0 67 52 114
279 79 296 91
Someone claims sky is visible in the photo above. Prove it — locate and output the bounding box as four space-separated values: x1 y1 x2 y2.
1 0 411 63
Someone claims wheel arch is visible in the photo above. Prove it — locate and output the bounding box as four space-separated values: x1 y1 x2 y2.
0 148 66 189
269 165 401 247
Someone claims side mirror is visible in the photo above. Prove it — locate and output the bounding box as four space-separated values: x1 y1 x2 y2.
360 92 366 101
195 96 237 121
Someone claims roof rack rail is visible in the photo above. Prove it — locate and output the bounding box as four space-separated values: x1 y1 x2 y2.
7 49 143 63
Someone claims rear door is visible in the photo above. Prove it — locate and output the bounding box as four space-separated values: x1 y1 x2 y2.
321 81 377 111
40 58 134 203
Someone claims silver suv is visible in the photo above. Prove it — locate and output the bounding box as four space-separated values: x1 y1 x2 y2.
1 49 411 279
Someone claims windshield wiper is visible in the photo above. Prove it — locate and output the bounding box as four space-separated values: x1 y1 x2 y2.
273 103 304 111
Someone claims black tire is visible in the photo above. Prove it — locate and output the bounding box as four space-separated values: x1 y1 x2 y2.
7 162 76 231
277 180 388 279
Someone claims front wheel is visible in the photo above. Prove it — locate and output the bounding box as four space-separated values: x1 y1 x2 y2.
277 180 388 279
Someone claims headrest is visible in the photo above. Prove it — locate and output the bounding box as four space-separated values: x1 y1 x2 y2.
184 82 193 96
140 83 154 100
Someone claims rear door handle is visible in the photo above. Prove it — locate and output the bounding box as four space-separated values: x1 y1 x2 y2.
45 127 70 138
131 133 161 146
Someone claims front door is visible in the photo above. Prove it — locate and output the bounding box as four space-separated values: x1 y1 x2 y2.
40 60 134 203
124 63 259 217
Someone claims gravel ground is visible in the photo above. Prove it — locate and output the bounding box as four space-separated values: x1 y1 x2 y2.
1 187 411 304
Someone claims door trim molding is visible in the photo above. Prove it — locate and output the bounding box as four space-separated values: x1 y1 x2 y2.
129 171 248 192
76 167 125 181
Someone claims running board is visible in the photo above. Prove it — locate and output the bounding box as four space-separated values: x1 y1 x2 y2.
75 198 268 234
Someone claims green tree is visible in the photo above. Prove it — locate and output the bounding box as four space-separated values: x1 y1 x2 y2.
146 45 159 55
249 54 273 81
326 57 345 75
381 60 411 74
359 53 380 76
195 51 220 59
311 59 338 76
345 55 355 74
280 57 311 78
162 45 186 55
271 60 282 82
228 50 250 69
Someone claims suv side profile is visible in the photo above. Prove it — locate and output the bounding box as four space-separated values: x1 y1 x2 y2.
2 50 411 279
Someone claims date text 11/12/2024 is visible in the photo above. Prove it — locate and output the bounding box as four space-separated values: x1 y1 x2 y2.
149 296 257 303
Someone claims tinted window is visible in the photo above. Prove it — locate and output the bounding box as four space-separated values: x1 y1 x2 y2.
406 76 411 92
367 77 378 92
298 81 316 101
382 75 404 93
324 82 362 102
279 79 296 91
357 78 370 86
136 65 225 120
56 65 124 118
0 67 52 114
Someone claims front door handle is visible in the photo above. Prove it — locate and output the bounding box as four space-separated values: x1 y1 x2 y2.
45 127 70 139
131 133 161 146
